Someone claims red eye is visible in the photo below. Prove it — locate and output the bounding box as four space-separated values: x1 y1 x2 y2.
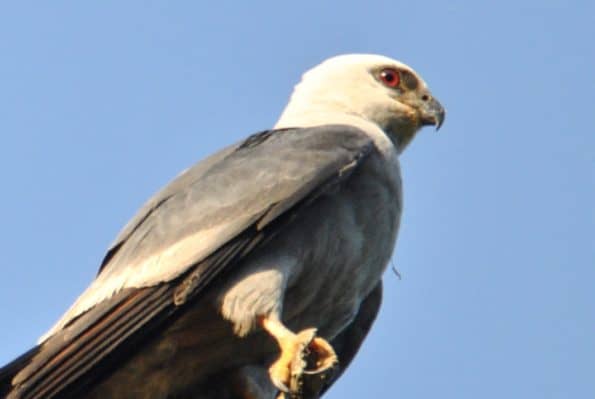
379 68 400 88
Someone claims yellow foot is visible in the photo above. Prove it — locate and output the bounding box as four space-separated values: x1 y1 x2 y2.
267 327 338 396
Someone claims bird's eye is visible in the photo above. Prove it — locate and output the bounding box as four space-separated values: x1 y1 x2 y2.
379 68 400 88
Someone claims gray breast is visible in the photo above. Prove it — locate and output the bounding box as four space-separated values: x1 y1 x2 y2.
273 149 402 338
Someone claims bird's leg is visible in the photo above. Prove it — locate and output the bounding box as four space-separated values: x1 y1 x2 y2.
259 316 338 397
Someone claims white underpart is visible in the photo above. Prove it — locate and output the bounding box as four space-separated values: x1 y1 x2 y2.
40 54 412 343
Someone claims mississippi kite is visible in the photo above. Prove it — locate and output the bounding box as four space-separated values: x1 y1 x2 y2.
0 54 445 399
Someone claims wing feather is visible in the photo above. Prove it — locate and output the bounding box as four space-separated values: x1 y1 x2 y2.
6 125 375 398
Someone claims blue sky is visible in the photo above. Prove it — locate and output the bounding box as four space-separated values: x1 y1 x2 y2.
0 2 593 398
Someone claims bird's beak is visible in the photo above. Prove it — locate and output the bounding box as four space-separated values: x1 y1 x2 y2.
420 96 446 131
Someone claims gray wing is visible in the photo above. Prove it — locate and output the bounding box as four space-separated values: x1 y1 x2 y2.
99 141 241 275
6 125 374 399
321 281 383 396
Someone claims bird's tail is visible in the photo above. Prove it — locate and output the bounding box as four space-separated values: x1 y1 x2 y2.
0 346 39 398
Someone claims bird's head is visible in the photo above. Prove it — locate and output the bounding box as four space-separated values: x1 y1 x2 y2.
275 54 445 152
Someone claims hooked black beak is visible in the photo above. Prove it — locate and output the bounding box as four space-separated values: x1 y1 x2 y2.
420 96 445 131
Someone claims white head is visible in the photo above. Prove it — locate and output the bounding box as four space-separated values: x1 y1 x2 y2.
275 54 445 152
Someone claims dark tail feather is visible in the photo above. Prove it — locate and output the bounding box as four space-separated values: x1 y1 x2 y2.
0 346 39 398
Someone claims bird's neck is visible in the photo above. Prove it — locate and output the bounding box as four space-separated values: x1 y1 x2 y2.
275 109 405 156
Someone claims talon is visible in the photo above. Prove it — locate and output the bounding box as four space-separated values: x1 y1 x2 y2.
307 337 338 372
260 317 338 395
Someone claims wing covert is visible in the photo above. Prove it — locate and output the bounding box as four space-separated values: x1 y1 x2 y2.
9 125 375 399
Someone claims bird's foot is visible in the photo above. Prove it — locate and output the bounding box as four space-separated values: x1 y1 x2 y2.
268 327 337 398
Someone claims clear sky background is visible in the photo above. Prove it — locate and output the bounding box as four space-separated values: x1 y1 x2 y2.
0 2 593 398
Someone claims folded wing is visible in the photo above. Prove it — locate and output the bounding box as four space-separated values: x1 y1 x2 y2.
5 124 374 399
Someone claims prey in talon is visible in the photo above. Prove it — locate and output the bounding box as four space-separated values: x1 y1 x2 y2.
260 316 338 395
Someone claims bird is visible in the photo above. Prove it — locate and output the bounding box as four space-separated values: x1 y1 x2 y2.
0 54 444 399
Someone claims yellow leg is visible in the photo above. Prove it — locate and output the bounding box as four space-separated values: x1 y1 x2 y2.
260 316 338 396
